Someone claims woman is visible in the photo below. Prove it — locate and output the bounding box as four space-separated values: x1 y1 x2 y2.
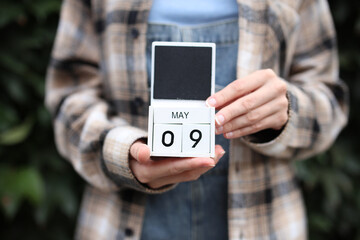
46 0 348 239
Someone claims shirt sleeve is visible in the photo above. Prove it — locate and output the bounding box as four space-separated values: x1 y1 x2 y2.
242 0 349 160
45 0 173 193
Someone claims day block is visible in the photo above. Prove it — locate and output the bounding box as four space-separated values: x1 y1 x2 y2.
153 124 182 154
182 124 210 154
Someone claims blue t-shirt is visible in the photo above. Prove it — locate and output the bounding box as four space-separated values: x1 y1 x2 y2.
148 0 239 26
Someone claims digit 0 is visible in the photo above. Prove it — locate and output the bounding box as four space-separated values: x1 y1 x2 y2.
190 129 202 148
162 131 174 147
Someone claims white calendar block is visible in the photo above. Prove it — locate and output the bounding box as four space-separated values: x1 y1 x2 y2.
148 42 216 157
182 124 210 154
153 124 182 154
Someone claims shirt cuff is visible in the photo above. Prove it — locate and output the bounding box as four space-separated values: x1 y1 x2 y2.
102 125 176 194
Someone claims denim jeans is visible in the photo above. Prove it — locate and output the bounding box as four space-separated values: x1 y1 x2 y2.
141 19 239 240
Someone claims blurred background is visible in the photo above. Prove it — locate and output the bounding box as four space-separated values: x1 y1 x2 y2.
0 0 359 239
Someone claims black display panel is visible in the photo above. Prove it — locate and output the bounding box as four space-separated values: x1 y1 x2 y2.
153 45 212 100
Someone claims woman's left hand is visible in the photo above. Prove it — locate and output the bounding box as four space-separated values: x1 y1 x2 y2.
206 69 289 139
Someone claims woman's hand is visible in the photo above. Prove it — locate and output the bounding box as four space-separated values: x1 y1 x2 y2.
129 141 225 189
206 69 288 139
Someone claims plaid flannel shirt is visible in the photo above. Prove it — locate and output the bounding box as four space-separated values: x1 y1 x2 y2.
45 0 348 239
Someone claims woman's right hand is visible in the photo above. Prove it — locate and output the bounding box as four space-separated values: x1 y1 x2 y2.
129 140 225 189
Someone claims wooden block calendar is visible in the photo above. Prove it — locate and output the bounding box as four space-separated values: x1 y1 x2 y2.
147 42 216 158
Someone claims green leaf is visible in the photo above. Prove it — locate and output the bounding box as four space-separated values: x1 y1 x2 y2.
0 4 25 27
51 177 78 218
335 171 353 194
3 77 29 104
34 202 48 225
355 16 360 36
322 170 341 214
0 194 21 219
0 53 28 74
0 117 34 145
0 165 44 219
29 0 61 21
0 102 18 131
309 213 332 232
18 168 45 204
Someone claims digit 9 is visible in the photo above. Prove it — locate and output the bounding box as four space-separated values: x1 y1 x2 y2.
190 129 202 148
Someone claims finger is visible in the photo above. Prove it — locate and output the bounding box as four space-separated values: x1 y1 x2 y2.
206 71 266 108
213 144 225 165
130 141 151 163
223 111 288 139
148 149 226 189
214 80 284 126
216 97 287 134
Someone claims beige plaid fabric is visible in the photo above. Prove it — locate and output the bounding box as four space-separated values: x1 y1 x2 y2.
45 0 348 239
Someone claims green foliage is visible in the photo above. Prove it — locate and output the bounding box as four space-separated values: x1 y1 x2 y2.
0 0 359 239
0 0 83 239
294 1 360 239
295 142 360 240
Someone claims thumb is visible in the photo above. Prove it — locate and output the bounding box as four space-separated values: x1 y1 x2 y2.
130 140 151 163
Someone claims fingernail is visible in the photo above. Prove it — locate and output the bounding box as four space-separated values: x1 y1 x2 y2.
215 151 226 163
206 159 216 167
215 114 225 125
206 97 216 107
216 126 223 134
225 132 233 138
218 151 226 160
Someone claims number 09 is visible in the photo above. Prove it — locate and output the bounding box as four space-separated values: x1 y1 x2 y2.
161 129 202 148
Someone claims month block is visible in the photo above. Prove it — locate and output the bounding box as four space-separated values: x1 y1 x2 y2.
154 107 211 124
